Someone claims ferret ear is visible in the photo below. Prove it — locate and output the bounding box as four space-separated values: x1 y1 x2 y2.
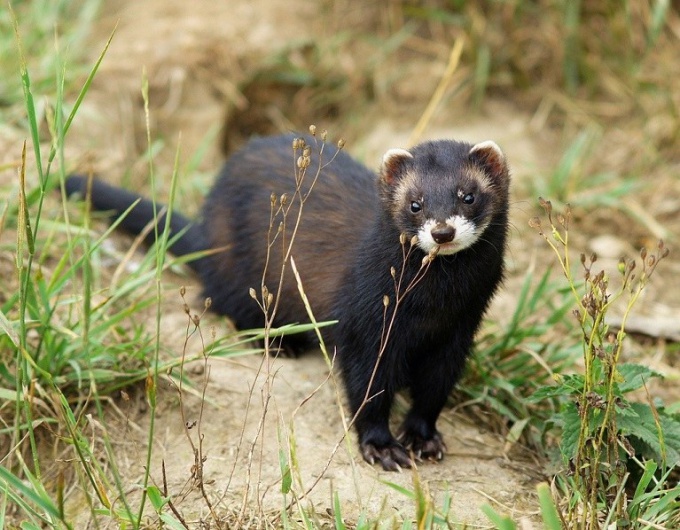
380 148 413 186
469 141 508 180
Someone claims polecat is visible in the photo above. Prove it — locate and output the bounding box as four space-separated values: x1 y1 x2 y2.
66 134 510 471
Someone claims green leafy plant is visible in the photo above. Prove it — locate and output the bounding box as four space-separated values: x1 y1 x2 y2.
529 197 679 529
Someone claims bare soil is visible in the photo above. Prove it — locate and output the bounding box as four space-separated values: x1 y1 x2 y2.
3 0 680 527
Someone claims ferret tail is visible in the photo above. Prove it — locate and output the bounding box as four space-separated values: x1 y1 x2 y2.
65 175 208 273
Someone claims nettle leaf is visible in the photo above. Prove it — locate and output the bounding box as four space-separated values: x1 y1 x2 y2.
618 402 680 466
529 373 585 402
558 402 581 461
616 363 662 394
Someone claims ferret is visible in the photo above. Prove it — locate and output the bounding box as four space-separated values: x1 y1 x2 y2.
66 133 510 471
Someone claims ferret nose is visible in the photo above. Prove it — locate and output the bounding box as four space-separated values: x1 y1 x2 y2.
431 224 455 244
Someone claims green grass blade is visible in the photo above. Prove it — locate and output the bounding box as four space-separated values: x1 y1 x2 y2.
537 483 561 530
0 465 61 521
61 25 116 139
481 503 516 530
10 5 44 184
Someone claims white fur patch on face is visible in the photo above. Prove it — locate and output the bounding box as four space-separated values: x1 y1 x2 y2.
416 216 488 256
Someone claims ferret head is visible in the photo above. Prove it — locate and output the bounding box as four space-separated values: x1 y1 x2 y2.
378 139 510 256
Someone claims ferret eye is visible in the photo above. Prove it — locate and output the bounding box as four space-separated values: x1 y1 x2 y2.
410 201 422 214
463 193 475 205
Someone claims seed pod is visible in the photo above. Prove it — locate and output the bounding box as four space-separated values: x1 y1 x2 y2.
383 295 390 308
337 138 346 149
309 124 317 136
249 288 257 299
617 258 626 274
204 297 212 309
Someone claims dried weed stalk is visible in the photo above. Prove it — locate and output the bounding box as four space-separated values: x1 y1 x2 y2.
234 126 344 523
163 289 218 528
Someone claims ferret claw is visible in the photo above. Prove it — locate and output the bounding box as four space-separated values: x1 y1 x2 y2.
397 429 447 461
360 441 413 471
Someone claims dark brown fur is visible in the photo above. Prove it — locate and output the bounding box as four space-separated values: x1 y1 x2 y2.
66 133 510 470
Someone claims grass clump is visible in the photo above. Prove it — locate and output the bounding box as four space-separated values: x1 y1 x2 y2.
462 265 581 452
0 1 101 121
1 11 271 529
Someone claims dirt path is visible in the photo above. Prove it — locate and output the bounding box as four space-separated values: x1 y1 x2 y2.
125 332 538 525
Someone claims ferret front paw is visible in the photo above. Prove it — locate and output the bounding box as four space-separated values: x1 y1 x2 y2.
397 429 447 461
360 440 413 472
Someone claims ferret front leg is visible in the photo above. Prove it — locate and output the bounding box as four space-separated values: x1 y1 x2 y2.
344 358 413 471
354 391 414 472
397 349 465 461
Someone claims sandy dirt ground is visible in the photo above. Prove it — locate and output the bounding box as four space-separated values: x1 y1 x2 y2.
3 0 680 527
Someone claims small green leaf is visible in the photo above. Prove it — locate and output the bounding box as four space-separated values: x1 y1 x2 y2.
279 448 291 494
146 485 167 511
617 363 661 394
558 402 581 461
0 309 19 348
159 512 189 530
529 374 585 402
619 403 680 465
